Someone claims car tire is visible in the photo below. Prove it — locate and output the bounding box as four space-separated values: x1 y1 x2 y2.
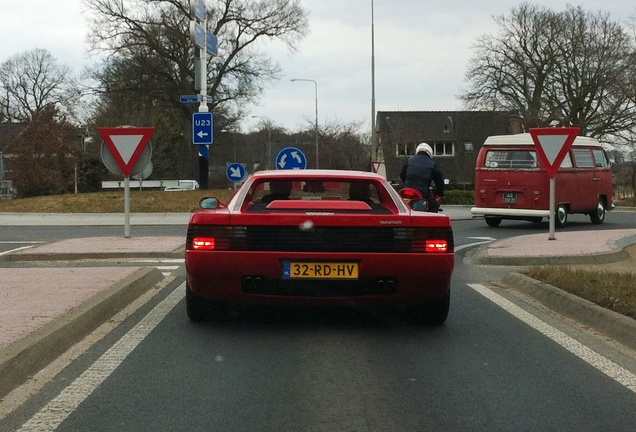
555 204 568 228
485 217 502 227
407 293 450 325
186 284 228 322
590 199 606 224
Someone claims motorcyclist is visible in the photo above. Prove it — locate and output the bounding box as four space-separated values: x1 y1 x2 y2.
399 142 445 211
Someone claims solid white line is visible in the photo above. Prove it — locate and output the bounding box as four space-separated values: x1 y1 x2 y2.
134 259 184 263
17 283 185 432
467 283 636 394
0 246 34 256
156 266 179 271
0 241 45 244
455 240 495 252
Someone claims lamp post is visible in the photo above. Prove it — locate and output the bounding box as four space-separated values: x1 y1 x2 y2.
290 78 319 168
371 0 377 167
252 115 272 170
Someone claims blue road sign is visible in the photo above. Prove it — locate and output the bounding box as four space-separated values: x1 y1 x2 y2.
198 144 209 160
226 163 247 182
191 0 206 21
276 147 307 170
181 95 199 103
192 112 214 145
206 33 218 56
181 94 213 103
191 22 218 56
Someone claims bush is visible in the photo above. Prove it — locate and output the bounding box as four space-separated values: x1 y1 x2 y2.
443 190 474 205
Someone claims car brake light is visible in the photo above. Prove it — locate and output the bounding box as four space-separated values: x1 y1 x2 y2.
425 240 449 253
192 237 216 250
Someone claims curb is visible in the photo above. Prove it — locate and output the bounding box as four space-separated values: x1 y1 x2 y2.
0 246 186 262
0 267 164 400
467 247 630 267
499 272 636 352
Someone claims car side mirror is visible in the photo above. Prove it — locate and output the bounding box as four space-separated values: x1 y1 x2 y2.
410 199 429 211
199 197 220 209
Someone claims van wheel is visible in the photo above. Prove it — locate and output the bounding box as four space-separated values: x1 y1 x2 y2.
590 200 606 224
555 205 568 228
485 217 502 227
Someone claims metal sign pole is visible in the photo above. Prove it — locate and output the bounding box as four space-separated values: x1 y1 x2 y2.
549 177 556 240
124 176 131 238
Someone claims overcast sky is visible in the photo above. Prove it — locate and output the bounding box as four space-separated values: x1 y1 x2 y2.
1 0 635 133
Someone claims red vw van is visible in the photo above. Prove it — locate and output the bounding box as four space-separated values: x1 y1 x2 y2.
471 133 614 227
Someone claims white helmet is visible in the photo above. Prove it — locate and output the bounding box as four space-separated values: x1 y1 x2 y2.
415 142 433 157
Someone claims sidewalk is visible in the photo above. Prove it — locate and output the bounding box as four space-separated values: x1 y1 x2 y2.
1 208 635 399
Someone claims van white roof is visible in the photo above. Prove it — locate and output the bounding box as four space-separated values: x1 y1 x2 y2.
483 132 601 147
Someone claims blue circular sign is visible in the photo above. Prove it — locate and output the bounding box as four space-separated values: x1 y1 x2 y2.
226 163 247 182
275 147 307 170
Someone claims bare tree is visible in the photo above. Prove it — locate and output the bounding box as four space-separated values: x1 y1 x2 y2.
461 3 636 139
82 0 309 179
83 0 308 123
0 49 81 122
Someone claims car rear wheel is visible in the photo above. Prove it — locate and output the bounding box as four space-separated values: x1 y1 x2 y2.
407 293 450 325
485 216 502 227
186 284 228 322
555 204 568 228
590 199 606 224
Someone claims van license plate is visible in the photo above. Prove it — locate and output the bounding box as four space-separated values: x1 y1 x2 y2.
503 192 517 203
283 261 359 279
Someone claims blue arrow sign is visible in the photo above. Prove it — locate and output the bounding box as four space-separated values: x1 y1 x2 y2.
198 144 209 160
192 112 214 145
226 163 247 182
276 147 307 170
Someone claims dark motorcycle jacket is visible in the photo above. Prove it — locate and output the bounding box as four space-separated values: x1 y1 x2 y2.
399 153 445 199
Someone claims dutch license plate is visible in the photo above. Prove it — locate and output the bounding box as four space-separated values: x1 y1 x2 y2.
503 192 517 204
283 261 359 279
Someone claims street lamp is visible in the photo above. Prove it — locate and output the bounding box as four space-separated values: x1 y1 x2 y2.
371 0 377 167
290 78 319 168
252 115 272 170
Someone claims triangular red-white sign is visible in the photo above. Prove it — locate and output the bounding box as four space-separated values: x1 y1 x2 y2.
98 127 155 177
529 127 580 178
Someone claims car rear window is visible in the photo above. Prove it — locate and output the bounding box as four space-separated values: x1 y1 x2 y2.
246 180 390 213
484 150 537 169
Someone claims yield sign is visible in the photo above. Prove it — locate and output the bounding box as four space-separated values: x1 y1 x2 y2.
529 127 581 178
98 127 155 177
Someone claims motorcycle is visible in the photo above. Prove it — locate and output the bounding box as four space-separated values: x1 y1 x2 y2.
398 187 442 212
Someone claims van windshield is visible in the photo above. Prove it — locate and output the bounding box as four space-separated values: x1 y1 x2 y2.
484 150 537 169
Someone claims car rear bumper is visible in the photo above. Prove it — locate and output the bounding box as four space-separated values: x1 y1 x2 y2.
186 251 453 306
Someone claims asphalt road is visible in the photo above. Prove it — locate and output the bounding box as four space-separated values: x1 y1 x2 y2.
2 214 636 431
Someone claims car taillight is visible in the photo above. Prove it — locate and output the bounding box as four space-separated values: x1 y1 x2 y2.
192 237 216 250
425 240 449 253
